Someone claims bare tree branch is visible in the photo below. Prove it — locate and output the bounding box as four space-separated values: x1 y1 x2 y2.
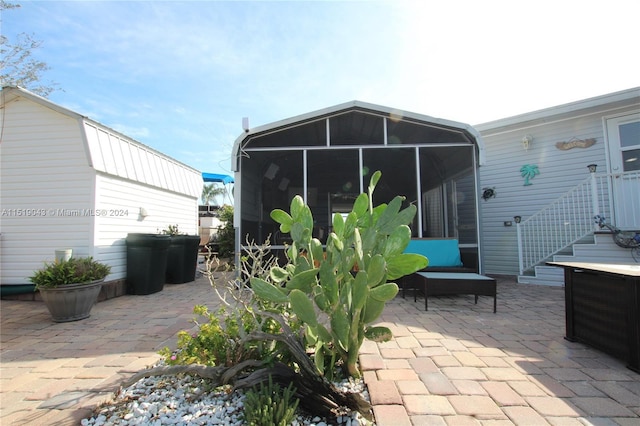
0 2 58 96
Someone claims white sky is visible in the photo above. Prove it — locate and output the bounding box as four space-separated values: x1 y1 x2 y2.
4 0 639 175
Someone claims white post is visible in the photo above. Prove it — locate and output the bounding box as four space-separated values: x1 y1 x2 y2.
516 223 523 275
588 164 600 231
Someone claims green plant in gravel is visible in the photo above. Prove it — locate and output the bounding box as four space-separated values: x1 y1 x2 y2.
160 302 297 368
252 171 428 378
242 375 299 426
29 257 111 289
160 237 305 368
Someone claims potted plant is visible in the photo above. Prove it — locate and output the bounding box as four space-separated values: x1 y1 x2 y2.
29 257 111 322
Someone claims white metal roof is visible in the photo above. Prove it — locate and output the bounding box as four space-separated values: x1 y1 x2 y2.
475 87 640 132
1 86 203 198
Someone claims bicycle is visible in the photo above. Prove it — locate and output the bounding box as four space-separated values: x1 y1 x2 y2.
594 215 640 262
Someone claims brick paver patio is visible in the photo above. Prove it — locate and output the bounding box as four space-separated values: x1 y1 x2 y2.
1 273 639 425
363 276 640 425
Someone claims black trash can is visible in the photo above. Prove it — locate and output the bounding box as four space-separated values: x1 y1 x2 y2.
165 235 201 284
126 233 171 295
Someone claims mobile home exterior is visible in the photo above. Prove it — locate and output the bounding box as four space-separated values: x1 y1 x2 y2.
0 86 202 290
476 87 640 284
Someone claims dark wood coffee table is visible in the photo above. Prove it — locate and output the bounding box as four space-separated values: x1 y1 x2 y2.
415 272 497 312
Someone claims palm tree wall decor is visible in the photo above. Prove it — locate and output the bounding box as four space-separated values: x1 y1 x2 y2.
520 164 540 186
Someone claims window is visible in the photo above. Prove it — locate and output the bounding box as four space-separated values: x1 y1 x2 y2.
329 111 384 145
239 150 303 244
619 121 640 172
307 149 360 241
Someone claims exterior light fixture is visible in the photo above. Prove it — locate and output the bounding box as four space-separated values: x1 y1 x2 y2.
139 207 149 218
514 215 522 224
522 135 533 151
587 164 597 173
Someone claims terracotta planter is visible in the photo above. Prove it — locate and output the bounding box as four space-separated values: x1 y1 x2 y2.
38 280 103 322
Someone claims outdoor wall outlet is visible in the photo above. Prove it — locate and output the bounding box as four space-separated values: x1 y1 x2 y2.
504 221 512 227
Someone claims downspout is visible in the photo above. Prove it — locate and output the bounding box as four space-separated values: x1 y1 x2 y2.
473 147 483 275
473 131 487 274
231 136 243 273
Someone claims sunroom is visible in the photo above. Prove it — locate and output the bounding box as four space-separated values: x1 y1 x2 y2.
231 101 486 271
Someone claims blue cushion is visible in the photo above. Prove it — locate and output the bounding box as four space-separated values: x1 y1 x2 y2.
404 239 463 267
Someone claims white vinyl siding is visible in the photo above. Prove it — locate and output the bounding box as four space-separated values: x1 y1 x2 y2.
1 87 202 286
0 97 95 284
93 173 199 279
476 95 640 275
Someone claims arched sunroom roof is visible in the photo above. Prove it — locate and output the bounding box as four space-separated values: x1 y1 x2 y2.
232 101 485 170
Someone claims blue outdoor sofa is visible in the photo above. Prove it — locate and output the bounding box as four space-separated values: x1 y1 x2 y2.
400 238 496 312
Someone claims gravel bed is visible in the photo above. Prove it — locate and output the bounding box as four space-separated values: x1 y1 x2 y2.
82 370 373 426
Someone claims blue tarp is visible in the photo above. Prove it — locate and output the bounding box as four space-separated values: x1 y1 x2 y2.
202 173 234 184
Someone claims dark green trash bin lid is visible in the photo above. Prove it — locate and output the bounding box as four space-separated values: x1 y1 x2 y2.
125 233 171 248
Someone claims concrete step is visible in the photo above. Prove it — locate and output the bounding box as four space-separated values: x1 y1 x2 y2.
518 265 563 286
520 231 639 286
555 234 635 263
517 274 563 286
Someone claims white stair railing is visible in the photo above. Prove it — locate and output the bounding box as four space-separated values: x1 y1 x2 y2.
515 171 622 275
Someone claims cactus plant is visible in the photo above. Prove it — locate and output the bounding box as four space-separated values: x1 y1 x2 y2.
242 375 299 426
252 171 427 377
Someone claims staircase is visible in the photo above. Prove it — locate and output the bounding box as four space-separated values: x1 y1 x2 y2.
515 170 640 286
518 232 637 286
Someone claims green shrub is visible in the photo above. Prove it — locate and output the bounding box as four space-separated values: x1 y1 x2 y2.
216 205 235 258
159 304 295 367
29 257 111 289
161 305 251 366
161 224 182 235
242 375 299 426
